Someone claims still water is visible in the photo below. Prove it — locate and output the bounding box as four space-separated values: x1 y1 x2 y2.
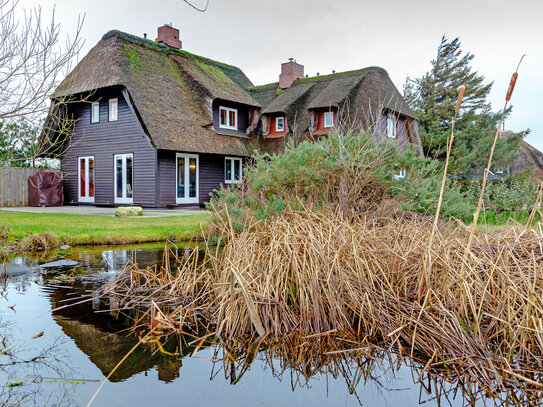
0 244 488 406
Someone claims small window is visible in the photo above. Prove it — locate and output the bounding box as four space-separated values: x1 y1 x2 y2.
109 98 118 121
386 114 397 138
219 106 237 130
276 117 285 132
324 111 334 128
91 102 100 123
225 157 242 184
394 168 407 180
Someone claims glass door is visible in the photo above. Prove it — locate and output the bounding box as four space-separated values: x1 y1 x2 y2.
114 153 133 204
176 153 198 204
78 156 95 203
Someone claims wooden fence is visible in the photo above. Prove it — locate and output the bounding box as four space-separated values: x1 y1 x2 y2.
0 167 57 207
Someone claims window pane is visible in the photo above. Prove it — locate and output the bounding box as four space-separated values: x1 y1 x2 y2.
88 158 94 197
189 158 197 198
109 99 118 121
220 109 227 126
91 102 99 123
229 110 236 128
324 112 333 128
126 155 133 198
177 157 185 198
234 159 241 182
225 159 232 182
387 115 396 138
116 157 123 198
276 117 284 131
80 158 86 197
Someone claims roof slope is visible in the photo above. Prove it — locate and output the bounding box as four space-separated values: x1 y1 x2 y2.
249 67 416 132
50 30 260 156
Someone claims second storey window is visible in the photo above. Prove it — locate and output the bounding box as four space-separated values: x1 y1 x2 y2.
386 114 397 138
225 157 242 184
91 102 100 123
109 98 118 121
219 106 237 130
276 117 285 132
324 111 334 128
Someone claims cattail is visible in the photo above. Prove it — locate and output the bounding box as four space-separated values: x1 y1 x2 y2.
506 72 518 102
455 84 466 115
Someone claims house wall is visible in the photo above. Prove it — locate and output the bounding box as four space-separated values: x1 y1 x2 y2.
61 87 158 207
212 100 250 132
374 112 411 151
157 150 234 206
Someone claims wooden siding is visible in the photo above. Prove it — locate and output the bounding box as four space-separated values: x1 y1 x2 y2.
61 87 158 206
157 151 235 207
212 100 249 132
0 168 56 207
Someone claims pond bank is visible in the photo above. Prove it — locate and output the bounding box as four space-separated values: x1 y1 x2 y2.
0 210 210 252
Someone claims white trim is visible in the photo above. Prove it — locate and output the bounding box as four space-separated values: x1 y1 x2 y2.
78 156 95 203
225 156 242 184
114 153 133 204
91 102 100 123
219 106 238 130
176 153 199 204
394 168 407 179
324 111 334 128
386 114 397 138
109 98 118 122
275 116 285 132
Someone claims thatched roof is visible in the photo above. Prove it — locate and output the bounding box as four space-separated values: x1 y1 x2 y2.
249 67 416 134
48 30 260 156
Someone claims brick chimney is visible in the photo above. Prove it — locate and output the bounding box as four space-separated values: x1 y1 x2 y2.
279 58 304 89
156 24 182 49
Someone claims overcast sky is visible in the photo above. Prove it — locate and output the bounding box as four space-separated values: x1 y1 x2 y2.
20 0 543 150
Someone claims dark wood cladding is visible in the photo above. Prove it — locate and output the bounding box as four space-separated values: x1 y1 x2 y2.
61 87 157 206
375 112 410 151
212 99 249 132
157 150 233 207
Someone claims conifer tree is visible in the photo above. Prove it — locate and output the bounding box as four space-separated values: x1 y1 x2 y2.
403 36 523 175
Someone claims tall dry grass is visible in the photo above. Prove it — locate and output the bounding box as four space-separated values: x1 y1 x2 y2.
97 206 543 393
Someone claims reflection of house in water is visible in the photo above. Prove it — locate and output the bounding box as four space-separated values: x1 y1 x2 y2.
48 284 202 383
101 249 133 272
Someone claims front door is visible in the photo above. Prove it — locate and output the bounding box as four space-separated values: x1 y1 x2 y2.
78 156 95 203
176 153 198 204
114 153 133 204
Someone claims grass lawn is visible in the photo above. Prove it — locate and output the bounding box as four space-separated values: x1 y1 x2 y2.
0 210 210 245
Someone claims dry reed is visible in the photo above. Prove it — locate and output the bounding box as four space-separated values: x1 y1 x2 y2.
96 206 543 396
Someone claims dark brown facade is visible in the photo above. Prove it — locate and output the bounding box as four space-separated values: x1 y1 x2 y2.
61 87 242 208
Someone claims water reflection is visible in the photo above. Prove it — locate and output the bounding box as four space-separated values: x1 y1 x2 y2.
2 244 540 406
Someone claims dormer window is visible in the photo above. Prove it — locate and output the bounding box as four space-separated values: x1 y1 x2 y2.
109 98 118 121
324 111 334 128
219 106 237 130
386 114 397 138
276 117 285 132
91 102 100 123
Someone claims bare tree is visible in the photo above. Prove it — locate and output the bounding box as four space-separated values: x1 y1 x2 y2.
0 0 84 124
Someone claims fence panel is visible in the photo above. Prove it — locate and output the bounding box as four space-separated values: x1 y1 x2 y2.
0 168 58 207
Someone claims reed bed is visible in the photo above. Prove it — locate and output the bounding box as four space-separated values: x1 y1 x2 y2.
95 207 543 396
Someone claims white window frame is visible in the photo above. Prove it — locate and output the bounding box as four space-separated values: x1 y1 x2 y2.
176 153 199 204
219 106 238 130
386 114 397 138
109 98 119 122
114 153 133 204
91 102 100 124
394 168 407 180
78 156 95 203
225 157 242 184
276 116 285 132
324 111 334 128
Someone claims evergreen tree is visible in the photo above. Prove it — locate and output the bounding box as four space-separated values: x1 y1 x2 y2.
403 36 523 175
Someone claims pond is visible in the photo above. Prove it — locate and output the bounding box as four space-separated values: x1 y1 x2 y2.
0 244 509 406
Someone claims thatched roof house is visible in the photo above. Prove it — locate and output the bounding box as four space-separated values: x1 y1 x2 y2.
41 25 421 208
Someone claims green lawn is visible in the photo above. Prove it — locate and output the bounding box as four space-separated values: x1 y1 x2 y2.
0 211 210 245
